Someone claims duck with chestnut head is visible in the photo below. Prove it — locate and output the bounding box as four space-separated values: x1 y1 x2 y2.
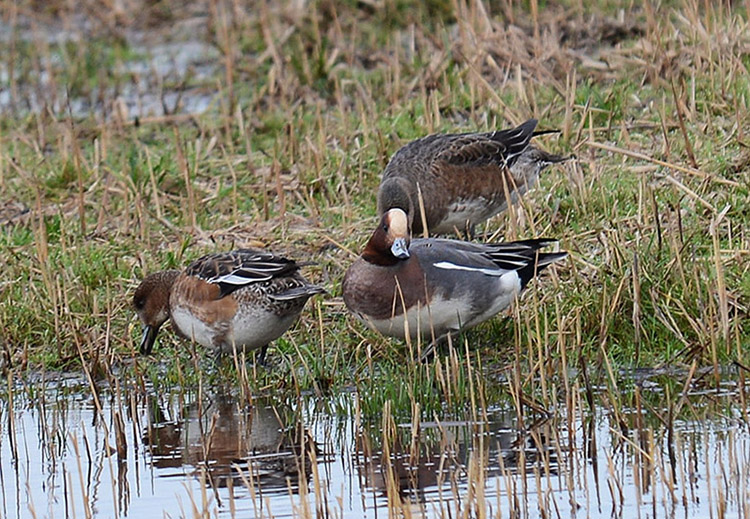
133 249 325 359
342 208 566 343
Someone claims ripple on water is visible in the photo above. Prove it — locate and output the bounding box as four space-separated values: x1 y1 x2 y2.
1 371 750 518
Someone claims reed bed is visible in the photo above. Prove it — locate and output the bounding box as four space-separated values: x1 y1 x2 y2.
0 0 748 515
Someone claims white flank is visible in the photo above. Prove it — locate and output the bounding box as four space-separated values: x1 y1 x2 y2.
230 305 299 354
359 271 525 340
171 303 301 354
465 272 522 327
171 306 217 348
362 294 473 341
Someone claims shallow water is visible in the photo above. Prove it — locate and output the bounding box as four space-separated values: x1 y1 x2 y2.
1 372 749 519
0 14 220 119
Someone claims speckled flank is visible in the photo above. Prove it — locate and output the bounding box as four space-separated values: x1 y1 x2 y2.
234 275 314 316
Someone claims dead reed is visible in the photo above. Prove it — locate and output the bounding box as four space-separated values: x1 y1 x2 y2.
0 0 748 514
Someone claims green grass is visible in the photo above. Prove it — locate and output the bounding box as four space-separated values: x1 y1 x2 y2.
0 0 748 423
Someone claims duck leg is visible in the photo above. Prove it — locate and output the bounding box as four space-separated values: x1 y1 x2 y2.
462 221 476 241
255 344 269 366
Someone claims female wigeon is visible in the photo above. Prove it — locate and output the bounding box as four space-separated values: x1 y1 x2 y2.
133 249 325 358
377 119 570 236
342 208 566 342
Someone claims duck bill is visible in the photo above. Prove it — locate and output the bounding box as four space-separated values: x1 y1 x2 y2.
390 238 410 259
140 324 161 355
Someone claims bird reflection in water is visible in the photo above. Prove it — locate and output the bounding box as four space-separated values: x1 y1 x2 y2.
143 395 316 496
356 412 560 505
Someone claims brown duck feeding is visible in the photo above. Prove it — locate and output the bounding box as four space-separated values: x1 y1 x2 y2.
133 249 326 359
377 119 572 236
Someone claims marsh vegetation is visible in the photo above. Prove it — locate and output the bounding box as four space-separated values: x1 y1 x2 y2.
0 0 748 517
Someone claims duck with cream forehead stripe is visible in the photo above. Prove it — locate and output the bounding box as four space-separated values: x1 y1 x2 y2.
343 209 567 349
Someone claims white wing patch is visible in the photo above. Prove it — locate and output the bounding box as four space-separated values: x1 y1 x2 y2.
210 273 269 286
433 261 504 276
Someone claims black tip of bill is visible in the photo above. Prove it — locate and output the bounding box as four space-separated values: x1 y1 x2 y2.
139 324 159 355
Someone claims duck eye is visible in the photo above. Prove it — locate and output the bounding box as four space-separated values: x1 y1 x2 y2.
134 298 145 310
382 223 388 232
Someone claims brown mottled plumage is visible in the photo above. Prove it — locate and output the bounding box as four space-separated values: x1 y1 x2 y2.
377 119 572 236
133 249 326 357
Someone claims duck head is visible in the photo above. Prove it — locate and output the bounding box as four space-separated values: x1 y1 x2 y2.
133 269 180 354
377 177 418 226
362 208 411 266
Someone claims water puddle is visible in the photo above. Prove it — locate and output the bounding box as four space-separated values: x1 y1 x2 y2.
1 372 749 518
0 13 220 119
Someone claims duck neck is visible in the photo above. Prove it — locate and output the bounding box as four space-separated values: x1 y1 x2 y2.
378 177 415 218
155 269 179 285
160 269 180 302
362 249 400 266
146 270 180 319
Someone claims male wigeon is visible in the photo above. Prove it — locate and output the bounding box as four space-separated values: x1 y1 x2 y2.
377 118 571 236
342 208 566 342
133 249 325 358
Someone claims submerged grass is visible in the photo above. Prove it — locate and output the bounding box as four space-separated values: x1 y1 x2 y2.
0 0 748 431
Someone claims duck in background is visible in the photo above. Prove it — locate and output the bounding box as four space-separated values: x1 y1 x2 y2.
377 119 571 237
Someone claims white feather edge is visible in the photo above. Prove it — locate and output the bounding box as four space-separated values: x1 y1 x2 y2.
209 273 271 285
433 261 504 276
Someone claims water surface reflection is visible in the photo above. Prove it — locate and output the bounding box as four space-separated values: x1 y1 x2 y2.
0 373 748 518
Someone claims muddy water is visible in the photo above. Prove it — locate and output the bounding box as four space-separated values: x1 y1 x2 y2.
1 373 749 518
